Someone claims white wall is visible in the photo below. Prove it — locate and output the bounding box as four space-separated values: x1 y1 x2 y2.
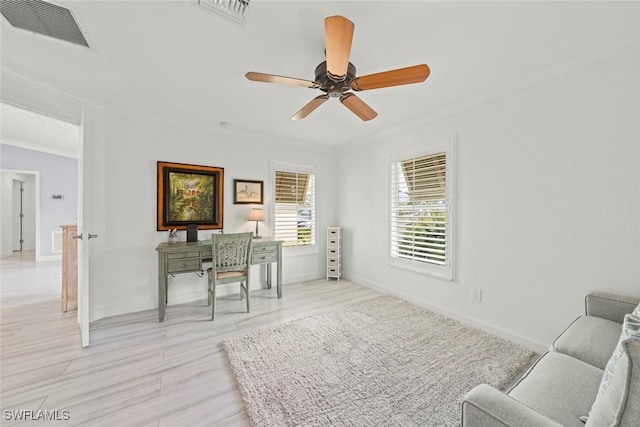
0 144 78 259
337 47 640 353
88 110 338 320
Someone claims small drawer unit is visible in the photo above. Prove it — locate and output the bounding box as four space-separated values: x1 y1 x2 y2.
326 226 342 280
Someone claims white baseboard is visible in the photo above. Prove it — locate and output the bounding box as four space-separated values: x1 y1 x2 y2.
344 272 549 354
92 291 207 322
90 274 327 323
284 271 325 285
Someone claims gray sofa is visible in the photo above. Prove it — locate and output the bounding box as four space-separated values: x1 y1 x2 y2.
462 291 640 427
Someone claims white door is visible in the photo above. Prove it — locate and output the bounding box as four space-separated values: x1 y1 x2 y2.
12 180 23 251
10 175 36 252
77 110 90 347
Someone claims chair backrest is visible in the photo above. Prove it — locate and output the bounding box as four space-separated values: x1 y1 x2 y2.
211 232 253 273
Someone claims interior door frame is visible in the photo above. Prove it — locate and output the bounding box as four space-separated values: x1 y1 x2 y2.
1 72 103 347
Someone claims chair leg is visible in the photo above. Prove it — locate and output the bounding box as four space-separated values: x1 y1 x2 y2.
240 283 244 300
207 277 212 306
244 281 250 313
210 282 217 321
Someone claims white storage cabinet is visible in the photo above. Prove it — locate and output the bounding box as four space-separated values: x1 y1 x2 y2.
326 227 342 280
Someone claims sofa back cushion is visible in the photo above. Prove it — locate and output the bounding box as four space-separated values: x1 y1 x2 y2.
585 293 640 324
552 316 621 370
586 314 640 426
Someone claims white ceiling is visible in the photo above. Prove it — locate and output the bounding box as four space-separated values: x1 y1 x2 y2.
1 1 639 150
1 102 80 158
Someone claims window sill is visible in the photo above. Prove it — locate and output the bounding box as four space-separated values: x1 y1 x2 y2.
387 257 453 281
283 244 318 258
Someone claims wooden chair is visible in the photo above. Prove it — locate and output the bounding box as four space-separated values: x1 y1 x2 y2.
207 232 253 320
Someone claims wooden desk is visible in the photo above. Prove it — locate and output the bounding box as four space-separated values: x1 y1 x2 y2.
155 238 283 322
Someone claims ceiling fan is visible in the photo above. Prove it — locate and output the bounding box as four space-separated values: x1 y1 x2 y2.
245 15 430 121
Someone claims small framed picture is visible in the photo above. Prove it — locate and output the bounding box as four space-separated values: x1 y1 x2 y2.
233 179 263 204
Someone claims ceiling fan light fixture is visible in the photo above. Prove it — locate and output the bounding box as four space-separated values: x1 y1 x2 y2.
197 0 250 24
314 61 356 98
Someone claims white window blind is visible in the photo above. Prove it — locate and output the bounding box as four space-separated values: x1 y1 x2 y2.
389 138 454 279
274 169 316 247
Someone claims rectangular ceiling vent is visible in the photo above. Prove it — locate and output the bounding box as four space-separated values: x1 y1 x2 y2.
0 0 89 47
197 0 250 24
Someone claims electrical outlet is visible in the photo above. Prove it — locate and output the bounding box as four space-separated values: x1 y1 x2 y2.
471 288 482 302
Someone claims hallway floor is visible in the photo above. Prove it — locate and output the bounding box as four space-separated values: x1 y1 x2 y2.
0 250 61 307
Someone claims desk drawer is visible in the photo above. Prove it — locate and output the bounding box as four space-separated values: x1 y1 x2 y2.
252 250 277 264
253 244 277 253
167 251 201 260
168 259 201 273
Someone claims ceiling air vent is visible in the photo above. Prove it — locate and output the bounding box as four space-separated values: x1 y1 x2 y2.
0 0 89 47
197 0 250 24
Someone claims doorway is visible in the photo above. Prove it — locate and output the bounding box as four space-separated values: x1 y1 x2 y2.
11 174 36 252
0 103 80 312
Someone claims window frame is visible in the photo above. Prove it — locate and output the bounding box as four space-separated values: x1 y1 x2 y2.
387 136 456 280
271 161 318 253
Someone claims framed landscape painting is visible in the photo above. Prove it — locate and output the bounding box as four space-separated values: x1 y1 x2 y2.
233 179 264 204
157 161 224 230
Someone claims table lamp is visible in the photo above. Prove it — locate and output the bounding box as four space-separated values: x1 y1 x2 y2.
249 208 264 238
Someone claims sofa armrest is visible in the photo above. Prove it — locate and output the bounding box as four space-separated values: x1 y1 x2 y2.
462 384 563 427
585 292 639 323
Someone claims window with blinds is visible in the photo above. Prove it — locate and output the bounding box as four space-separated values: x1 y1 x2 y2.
274 169 316 247
389 138 454 279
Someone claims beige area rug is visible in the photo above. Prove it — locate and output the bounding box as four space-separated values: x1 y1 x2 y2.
222 295 537 426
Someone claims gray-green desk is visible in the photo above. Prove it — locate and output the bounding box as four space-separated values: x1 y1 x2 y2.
155 238 283 322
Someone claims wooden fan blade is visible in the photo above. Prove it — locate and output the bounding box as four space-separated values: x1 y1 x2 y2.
291 95 330 120
350 64 430 91
340 93 378 121
246 72 320 88
325 16 354 81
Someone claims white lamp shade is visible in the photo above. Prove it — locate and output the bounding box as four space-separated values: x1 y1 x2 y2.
249 209 264 221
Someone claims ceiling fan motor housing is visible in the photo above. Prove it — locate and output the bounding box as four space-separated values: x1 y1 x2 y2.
315 61 356 97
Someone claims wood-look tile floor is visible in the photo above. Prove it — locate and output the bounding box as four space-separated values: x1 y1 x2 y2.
1 252 381 426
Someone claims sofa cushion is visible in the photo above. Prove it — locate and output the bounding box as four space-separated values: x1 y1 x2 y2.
507 351 602 427
552 316 622 370
633 303 640 316
585 293 640 324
